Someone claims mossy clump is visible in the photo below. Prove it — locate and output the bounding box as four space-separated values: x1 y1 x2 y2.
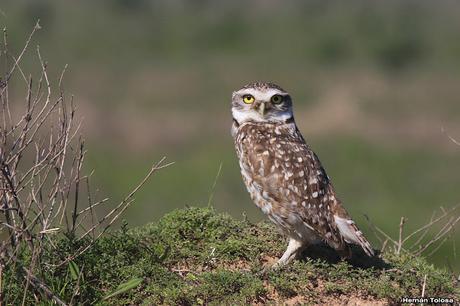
3 207 459 305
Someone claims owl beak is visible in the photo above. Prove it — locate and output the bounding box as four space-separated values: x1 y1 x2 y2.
258 102 266 116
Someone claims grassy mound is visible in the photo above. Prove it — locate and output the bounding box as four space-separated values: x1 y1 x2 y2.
5 207 458 305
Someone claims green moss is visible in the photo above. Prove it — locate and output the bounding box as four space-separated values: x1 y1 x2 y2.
3 207 458 305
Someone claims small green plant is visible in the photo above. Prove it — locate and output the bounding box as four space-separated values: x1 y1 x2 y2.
103 278 144 301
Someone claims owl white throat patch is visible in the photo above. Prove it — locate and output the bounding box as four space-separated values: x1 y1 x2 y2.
232 108 293 124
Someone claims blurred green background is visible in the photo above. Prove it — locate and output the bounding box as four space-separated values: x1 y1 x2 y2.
1 0 459 270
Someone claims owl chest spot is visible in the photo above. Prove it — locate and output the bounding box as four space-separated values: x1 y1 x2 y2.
239 164 274 214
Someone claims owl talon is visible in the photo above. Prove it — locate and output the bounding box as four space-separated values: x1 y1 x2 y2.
257 260 286 276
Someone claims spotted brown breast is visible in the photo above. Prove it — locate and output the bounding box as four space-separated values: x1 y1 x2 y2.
232 119 374 255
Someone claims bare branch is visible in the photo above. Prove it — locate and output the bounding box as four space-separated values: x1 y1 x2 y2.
79 157 173 240
0 20 41 97
397 217 405 255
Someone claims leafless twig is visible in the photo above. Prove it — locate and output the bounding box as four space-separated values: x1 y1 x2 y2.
397 217 405 255
421 274 427 297
366 205 460 258
441 127 460 146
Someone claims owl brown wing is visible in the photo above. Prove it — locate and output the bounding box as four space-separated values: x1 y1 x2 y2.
240 122 346 249
281 130 374 256
236 121 374 255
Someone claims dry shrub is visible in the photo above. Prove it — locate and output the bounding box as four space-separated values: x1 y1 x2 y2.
0 22 171 304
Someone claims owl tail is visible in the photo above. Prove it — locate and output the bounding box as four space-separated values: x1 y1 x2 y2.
334 215 375 257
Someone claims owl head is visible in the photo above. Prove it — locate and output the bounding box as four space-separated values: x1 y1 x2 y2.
232 81 294 124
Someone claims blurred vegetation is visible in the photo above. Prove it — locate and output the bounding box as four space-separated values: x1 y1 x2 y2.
1 0 459 271
4 207 458 304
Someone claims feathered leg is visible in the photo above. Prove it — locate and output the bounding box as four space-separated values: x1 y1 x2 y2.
273 238 306 268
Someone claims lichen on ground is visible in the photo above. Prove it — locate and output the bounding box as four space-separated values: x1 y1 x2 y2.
4 207 459 305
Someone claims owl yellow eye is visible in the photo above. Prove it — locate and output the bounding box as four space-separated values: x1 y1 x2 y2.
243 95 255 104
271 95 283 104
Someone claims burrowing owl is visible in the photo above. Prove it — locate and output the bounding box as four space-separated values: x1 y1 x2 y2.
231 81 374 267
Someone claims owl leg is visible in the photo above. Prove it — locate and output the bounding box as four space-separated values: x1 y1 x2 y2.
273 238 305 268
